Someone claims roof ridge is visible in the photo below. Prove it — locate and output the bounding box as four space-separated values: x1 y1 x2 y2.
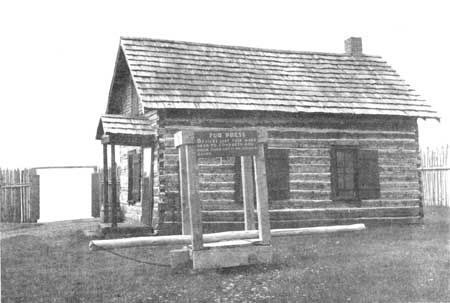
120 36 383 59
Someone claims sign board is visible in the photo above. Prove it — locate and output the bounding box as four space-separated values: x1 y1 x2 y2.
194 130 258 158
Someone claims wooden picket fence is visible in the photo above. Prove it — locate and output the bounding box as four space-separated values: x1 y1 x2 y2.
421 145 450 207
0 168 40 223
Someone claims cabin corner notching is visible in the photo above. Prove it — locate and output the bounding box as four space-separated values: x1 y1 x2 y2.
96 36 439 234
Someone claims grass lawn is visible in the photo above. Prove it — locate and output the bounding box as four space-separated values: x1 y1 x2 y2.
1 207 449 303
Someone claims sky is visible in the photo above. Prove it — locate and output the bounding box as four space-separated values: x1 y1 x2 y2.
1 0 449 168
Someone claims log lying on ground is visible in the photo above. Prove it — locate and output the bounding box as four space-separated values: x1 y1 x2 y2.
89 224 365 251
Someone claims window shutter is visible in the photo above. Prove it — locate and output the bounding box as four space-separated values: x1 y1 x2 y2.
127 153 134 202
266 149 290 201
358 149 380 199
132 152 141 201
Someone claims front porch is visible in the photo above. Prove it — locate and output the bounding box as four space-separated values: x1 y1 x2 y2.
95 114 157 229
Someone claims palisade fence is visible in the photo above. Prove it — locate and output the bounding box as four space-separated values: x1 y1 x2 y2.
421 145 450 207
0 168 40 223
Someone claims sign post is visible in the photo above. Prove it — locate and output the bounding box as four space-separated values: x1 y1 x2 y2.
174 129 273 270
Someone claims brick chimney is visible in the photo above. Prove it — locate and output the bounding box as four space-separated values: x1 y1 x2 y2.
345 37 362 56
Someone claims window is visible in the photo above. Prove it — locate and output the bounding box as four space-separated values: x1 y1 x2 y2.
330 146 380 202
128 150 141 203
234 149 290 203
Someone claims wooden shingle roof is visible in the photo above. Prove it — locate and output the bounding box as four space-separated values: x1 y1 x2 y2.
96 114 156 140
119 37 438 119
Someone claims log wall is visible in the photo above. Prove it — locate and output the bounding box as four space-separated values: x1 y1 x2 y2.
153 109 421 233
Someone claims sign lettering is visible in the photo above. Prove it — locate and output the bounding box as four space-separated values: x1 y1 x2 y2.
194 130 258 158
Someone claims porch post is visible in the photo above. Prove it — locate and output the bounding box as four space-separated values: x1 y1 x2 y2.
111 144 118 228
102 144 109 222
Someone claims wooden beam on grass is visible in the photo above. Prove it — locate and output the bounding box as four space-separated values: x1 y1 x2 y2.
89 224 366 251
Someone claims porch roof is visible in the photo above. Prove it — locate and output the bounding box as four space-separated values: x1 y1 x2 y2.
96 114 156 147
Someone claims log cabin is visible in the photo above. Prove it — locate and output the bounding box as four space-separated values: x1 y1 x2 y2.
96 36 438 234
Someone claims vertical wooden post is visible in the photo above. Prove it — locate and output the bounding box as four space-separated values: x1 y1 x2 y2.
140 147 147 225
186 144 203 250
0 169 4 222
103 144 109 223
414 121 424 217
241 156 255 230
140 146 145 205
179 144 191 235
91 172 100 218
111 144 118 228
140 147 154 227
253 143 271 244
148 147 154 227
30 171 40 223
141 176 151 225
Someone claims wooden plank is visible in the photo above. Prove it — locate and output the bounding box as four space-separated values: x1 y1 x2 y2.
111 144 118 227
89 224 365 250
29 172 39 223
178 144 191 235
141 176 151 225
14 169 20 222
201 206 420 222
91 173 100 218
101 133 154 147
0 170 4 222
102 144 109 223
186 144 203 250
241 156 255 230
0 183 32 189
148 147 155 226
253 143 271 244
33 165 97 170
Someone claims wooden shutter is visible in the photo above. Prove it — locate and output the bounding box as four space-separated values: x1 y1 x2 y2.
358 149 380 199
266 149 290 201
132 152 141 201
128 151 141 202
330 147 358 201
127 153 134 202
